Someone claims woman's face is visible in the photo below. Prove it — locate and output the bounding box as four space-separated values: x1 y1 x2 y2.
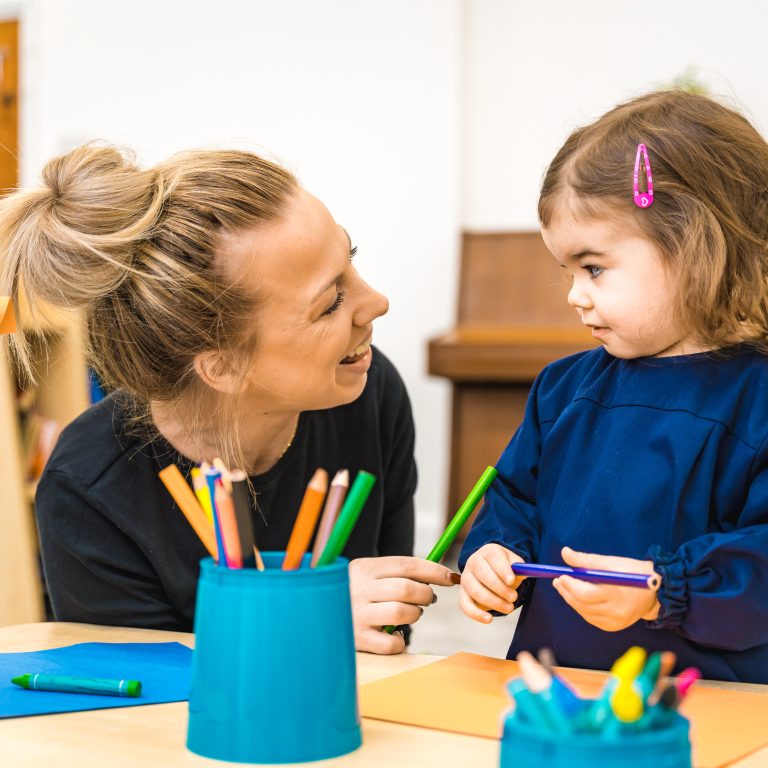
221 188 389 412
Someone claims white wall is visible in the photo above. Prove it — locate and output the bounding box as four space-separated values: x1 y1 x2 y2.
463 0 768 229
14 0 463 537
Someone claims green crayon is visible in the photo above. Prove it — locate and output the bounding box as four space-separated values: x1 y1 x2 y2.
12 673 142 697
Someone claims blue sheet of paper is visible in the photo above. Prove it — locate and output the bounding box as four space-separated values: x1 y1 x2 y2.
0 642 192 718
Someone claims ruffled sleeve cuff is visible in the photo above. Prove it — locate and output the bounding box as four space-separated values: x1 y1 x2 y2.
644 545 689 630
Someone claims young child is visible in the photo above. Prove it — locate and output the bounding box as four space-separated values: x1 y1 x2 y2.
459 89 768 683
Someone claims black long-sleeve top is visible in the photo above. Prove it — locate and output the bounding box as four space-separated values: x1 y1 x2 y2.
36 347 416 631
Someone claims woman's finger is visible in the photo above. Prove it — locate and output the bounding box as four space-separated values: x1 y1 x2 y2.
358 600 425 628
356 626 406 655
357 576 435 606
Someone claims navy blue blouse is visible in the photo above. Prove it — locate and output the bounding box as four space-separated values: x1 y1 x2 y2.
460 345 768 682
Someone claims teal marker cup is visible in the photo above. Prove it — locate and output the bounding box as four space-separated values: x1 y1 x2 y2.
500 709 692 768
187 554 361 763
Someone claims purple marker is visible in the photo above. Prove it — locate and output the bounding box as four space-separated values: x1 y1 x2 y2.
511 563 660 590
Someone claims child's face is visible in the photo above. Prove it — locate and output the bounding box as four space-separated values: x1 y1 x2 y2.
542 204 703 359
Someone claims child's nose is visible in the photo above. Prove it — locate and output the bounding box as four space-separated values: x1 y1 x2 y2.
567 281 593 310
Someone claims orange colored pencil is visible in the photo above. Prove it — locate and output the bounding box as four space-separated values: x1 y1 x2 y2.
214 482 243 568
159 465 217 558
311 469 349 567
282 468 328 570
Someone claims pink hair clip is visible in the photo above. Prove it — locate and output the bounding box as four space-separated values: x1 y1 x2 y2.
633 143 654 208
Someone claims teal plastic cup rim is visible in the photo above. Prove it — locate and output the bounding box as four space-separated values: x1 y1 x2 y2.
198 552 349 582
504 711 690 749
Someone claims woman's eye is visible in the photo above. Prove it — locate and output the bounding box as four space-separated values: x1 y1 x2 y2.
322 290 346 316
586 265 604 279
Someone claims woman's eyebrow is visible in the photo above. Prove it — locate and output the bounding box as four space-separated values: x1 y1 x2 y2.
309 228 351 305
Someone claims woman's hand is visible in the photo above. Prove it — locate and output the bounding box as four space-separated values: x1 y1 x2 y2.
459 543 526 624
348 556 459 654
552 546 661 631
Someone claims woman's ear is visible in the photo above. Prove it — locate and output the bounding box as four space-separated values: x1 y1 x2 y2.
193 350 247 395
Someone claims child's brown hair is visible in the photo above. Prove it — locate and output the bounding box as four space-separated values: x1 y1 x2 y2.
539 89 768 350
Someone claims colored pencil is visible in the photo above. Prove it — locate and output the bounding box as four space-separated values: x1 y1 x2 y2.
190 467 214 523
315 470 376 567
310 469 349 567
282 468 329 570
511 563 660 589
158 465 217 558
204 466 227 567
212 457 233 493
214 482 243 568
229 469 261 570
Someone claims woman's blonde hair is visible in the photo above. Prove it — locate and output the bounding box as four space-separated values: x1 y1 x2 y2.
0 143 298 465
539 89 768 351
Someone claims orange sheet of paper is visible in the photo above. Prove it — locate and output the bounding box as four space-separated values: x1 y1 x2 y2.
0 297 16 335
359 651 768 768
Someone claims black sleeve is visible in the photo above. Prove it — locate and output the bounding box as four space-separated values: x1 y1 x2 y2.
35 469 186 630
376 359 417 558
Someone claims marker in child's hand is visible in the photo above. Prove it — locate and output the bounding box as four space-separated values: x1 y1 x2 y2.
511 562 661 590
12 673 142 697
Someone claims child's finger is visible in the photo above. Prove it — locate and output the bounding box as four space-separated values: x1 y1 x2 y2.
485 548 520 587
554 575 610 605
461 570 516 614
473 556 518 602
458 586 494 624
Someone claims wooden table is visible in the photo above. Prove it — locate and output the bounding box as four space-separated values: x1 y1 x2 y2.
1 623 766 767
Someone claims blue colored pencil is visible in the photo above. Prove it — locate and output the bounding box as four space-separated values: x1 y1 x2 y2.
204 466 227 567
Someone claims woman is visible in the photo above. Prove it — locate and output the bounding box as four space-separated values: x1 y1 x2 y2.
0 144 454 653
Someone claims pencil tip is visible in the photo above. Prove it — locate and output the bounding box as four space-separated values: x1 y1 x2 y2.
310 467 329 489
334 468 350 485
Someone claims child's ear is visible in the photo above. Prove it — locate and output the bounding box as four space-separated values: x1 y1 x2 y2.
193 350 247 395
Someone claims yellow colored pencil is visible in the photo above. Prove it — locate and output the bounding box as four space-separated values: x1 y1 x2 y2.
191 467 214 522
159 465 217 558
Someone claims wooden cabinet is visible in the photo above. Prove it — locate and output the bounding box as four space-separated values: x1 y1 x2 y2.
428 232 594 545
0 312 89 626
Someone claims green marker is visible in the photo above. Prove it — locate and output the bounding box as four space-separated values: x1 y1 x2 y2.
383 465 498 634
315 470 377 567
11 673 142 697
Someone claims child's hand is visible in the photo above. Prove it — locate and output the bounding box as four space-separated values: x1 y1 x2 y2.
348 556 457 654
459 544 526 624
552 546 661 631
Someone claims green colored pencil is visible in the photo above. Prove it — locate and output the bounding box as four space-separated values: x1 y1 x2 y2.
383 465 498 634
315 470 377 567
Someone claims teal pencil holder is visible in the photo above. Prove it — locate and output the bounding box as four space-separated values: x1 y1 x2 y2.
187 554 361 764
500 710 692 768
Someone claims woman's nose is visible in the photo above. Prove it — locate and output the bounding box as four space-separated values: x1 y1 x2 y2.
353 277 389 326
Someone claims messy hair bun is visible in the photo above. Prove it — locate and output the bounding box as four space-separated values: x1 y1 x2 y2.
0 142 297 464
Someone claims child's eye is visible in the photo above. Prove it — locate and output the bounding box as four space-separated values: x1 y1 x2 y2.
585 265 604 279
350 245 357 261
322 290 345 316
